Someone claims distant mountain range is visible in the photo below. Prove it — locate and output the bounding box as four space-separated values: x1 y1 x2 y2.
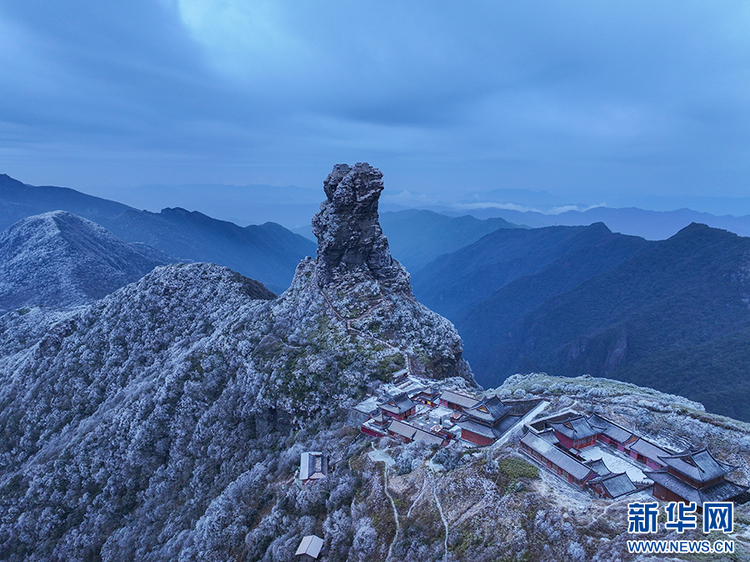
412 222 648 320
377 210 520 271
107 181 323 228
389 186 750 219
0 174 315 292
0 211 169 314
462 205 750 240
103 207 314 294
0 173 132 228
413 222 750 421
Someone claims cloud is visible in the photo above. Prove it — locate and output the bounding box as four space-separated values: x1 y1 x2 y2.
0 0 749 209
452 202 608 216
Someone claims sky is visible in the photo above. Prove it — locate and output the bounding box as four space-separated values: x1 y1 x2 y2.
1 1 749 217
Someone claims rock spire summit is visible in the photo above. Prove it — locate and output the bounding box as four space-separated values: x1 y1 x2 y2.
311 163 409 291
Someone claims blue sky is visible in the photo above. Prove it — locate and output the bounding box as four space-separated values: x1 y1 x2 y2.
1 1 749 215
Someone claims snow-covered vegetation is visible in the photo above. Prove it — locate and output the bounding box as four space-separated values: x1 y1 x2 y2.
0 211 170 314
3 165 749 561
0 246 469 560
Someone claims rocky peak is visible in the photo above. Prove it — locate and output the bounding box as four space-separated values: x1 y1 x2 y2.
311 163 410 292
282 163 471 383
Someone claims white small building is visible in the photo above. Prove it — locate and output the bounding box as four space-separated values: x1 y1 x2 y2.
300 452 327 484
295 535 324 560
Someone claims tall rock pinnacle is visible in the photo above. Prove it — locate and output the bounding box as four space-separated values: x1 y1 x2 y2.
311 163 410 291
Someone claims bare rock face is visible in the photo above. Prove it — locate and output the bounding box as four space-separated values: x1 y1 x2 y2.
311 163 410 292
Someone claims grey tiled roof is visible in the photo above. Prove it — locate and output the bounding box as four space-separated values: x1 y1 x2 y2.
659 449 735 483
416 386 439 398
387 419 445 446
296 535 324 559
588 414 633 444
647 470 748 507
413 428 445 446
440 390 479 409
585 458 611 476
379 392 415 415
388 419 417 440
458 419 499 439
537 429 560 444
628 438 671 463
458 415 526 442
594 472 637 498
549 415 599 441
465 396 511 423
494 415 524 437
300 452 326 481
521 431 592 481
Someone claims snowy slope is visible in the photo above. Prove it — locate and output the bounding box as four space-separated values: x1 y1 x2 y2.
0 211 171 313
3 166 750 562
0 253 471 560
0 174 316 292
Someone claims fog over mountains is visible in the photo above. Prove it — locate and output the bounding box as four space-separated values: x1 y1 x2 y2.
464 204 750 241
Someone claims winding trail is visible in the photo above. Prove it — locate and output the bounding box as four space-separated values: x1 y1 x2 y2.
382 464 401 561
367 448 452 561
368 446 400 561
584 501 620 528
316 274 407 359
429 471 450 562
406 474 429 519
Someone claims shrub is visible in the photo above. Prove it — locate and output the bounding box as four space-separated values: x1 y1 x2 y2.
498 457 538 480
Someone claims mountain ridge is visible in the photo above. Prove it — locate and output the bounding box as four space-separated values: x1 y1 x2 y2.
412 222 639 320
457 230 654 377
104 206 314 292
464 204 750 240
0 210 170 314
0 174 315 292
468 222 750 420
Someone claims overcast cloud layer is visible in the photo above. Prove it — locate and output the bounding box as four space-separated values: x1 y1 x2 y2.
1 1 749 213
